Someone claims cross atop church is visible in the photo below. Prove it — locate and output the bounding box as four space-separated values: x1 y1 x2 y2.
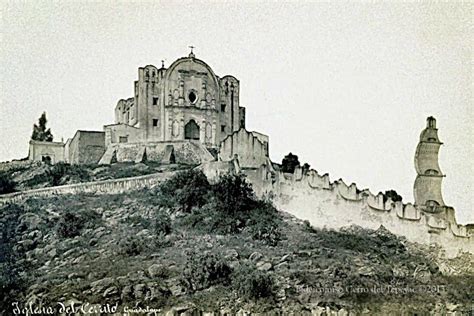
188 45 195 58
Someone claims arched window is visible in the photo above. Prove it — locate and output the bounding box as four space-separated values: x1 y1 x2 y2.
185 120 200 140
425 169 439 175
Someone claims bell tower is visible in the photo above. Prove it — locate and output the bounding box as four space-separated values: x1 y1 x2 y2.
414 116 445 210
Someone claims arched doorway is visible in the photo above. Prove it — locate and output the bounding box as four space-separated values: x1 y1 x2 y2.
185 120 200 140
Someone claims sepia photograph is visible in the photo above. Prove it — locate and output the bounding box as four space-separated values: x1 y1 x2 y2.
1 1 472 315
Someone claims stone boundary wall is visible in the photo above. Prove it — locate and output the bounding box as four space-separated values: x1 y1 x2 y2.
0 171 176 206
245 165 473 258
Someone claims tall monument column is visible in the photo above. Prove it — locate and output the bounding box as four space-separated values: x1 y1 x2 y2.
414 116 445 210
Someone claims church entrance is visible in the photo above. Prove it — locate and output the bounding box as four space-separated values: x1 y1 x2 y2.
185 120 200 140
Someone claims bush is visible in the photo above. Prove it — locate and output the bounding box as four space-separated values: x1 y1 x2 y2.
118 236 144 256
182 251 233 292
56 212 83 238
0 204 27 312
246 203 282 246
281 152 300 173
0 172 16 194
46 163 90 186
384 190 403 203
212 173 255 215
157 169 211 212
154 211 171 236
232 264 275 300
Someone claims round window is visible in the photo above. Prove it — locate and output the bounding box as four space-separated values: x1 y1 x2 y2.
188 91 197 104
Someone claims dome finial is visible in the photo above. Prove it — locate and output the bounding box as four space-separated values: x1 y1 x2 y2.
188 45 195 58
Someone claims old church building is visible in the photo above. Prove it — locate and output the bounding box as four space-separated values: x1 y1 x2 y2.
28 50 270 169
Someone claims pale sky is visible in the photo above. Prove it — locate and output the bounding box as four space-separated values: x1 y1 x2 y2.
1 1 472 223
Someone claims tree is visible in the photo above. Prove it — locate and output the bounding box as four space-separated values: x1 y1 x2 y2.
281 152 300 173
0 172 16 194
384 190 403 203
31 112 53 142
302 163 311 174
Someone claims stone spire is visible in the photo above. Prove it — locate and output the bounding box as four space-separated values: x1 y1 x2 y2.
413 116 445 210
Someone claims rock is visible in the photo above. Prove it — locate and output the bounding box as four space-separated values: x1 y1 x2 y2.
63 248 77 257
249 251 263 262
47 248 57 258
72 254 86 264
18 239 36 251
19 213 42 230
123 198 134 205
228 260 240 269
357 265 376 276
103 286 118 297
28 230 43 242
338 309 349 316
274 262 289 271
224 249 239 260
256 261 272 271
121 285 133 300
279 253 291 263
68 273 82 279
89 238 98 247
93 227 106 238
166 305 196 316
148 264 165 278
137 229 151 237
166 278 185 296
90 277 114 293
133 284 146 299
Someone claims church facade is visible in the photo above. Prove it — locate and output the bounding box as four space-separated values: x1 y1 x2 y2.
28 51 270 168
107 50 245 148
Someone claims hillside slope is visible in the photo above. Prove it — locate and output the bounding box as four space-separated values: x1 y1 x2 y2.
1 170 472 315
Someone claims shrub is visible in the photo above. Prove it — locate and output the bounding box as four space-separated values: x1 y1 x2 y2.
157 169 211 212
246 203 282 246
56 212 83 238
46 162 90 186
384 190 403 203
232 264 275 300
0 172 16 194
281 152 300 173
118 236 144 256
212 173 255 215
0 204 27 312
303 220 318 234
182 251 233 292
154 211 172 236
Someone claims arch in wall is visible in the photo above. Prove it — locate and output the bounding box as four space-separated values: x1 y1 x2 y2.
185 120 200 140
42 155 52 164
424 169 439 175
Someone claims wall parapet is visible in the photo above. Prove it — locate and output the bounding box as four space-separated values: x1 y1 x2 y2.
246 164 473 258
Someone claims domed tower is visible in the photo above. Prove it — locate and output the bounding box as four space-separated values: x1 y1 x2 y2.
414 116 445 211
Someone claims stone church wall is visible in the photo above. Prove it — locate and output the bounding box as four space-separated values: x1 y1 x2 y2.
219 128 269 169
67 131 106 164
106 140 215 165
28 140 65 164
245 166 473 258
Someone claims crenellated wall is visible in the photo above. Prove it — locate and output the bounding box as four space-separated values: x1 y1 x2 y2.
244 165 473 258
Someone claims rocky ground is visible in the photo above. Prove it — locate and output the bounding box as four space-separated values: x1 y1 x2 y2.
0 170 473 315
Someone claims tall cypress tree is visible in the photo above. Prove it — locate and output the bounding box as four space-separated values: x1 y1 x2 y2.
31 112 53 142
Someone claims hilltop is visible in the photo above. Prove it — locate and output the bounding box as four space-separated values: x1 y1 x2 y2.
1 168 472 315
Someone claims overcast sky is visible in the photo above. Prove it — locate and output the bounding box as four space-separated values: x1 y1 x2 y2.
1 1 472 223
